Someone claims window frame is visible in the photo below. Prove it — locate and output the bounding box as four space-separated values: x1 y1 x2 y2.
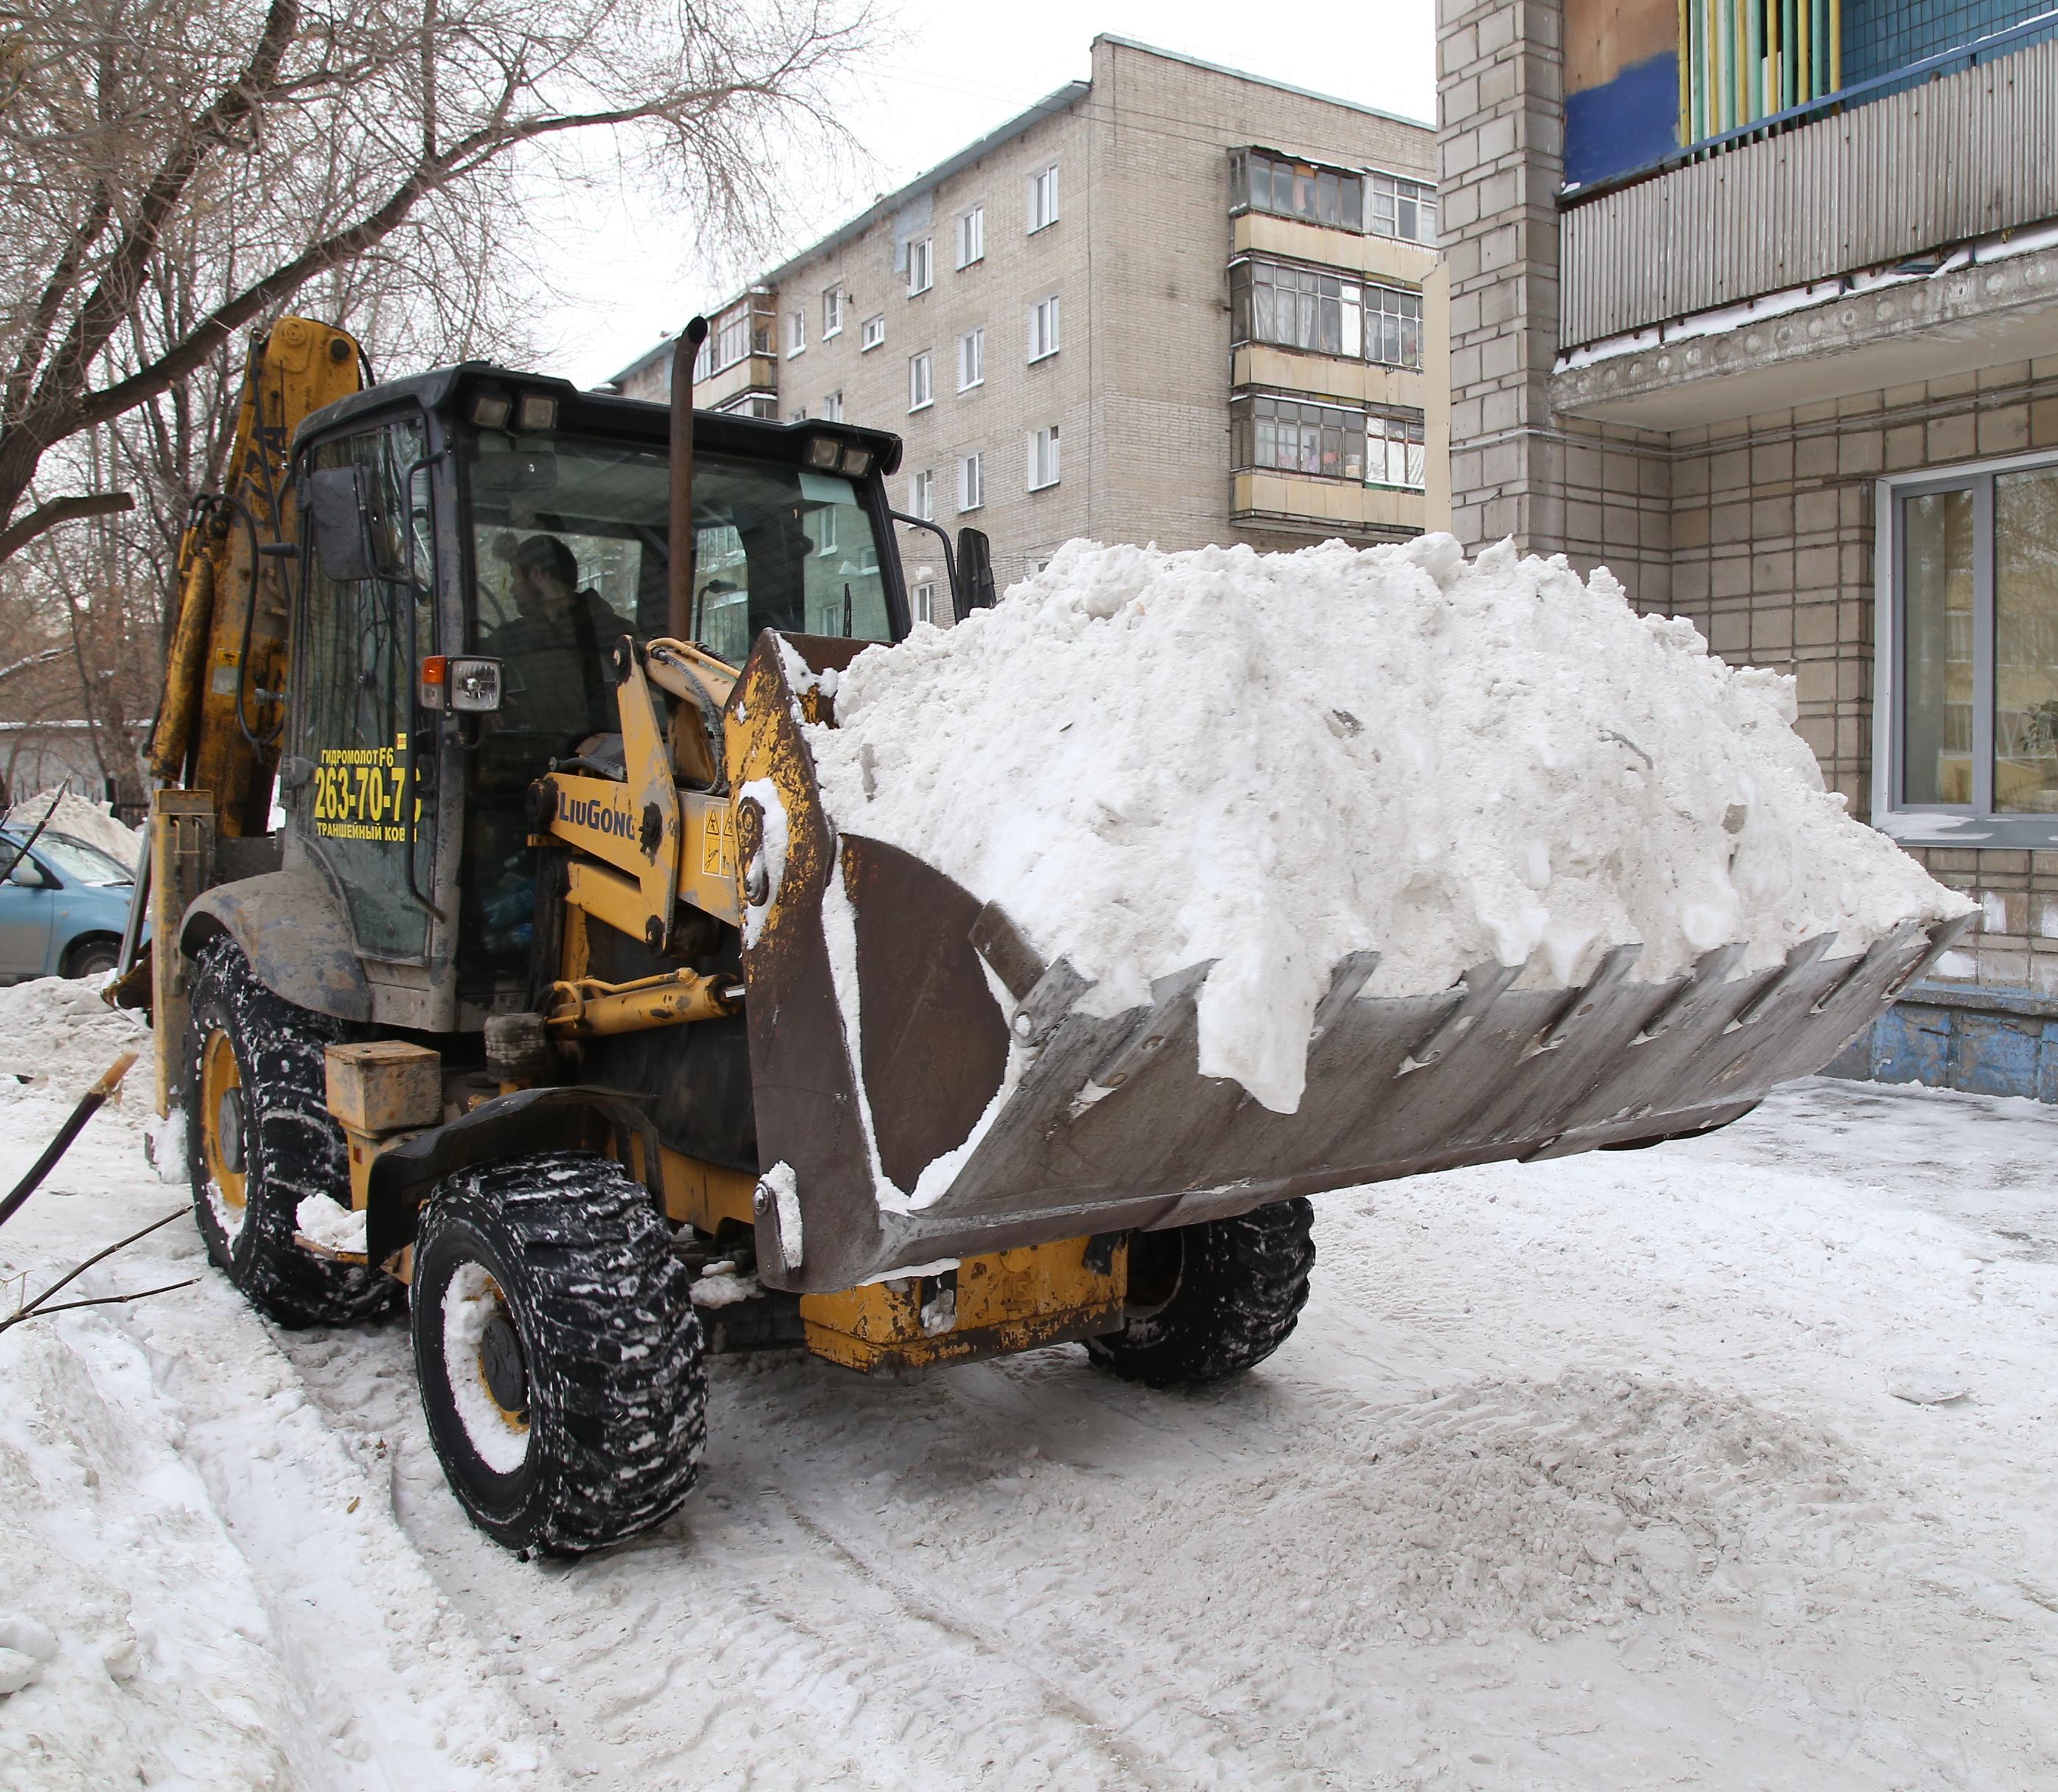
822 285 844 337
860 313 885 351
908 350 933 413
821 390 844 422
1027 293 1060 364
959 450 984 513
909 468 934 521
1027 424 1060 492
958 326 984 392
957 206 985 268
786 308 805 357
1027 163 1060 234
913 581 936 625
1366 169 1439 245
907 237 934 297
1875 448 2058 847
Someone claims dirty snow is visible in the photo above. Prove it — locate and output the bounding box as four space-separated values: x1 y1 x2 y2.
2 979 2055 1788
811 538 1970 1111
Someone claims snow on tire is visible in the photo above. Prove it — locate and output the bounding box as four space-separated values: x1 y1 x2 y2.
183 934 396 1328
410 1151 706 1557
1087 1198 1316 1387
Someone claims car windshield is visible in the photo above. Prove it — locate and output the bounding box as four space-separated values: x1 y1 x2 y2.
26 833 133 885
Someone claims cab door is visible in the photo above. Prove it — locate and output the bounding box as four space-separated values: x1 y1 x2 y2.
290 420 439 965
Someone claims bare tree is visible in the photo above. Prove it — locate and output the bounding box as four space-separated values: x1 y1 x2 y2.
0 0 878 566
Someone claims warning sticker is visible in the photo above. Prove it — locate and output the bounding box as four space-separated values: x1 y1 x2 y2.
699 805 736 879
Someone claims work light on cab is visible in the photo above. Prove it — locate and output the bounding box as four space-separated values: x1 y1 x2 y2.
419 655 505 713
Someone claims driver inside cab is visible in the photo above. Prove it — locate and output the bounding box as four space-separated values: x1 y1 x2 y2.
489 533 633 750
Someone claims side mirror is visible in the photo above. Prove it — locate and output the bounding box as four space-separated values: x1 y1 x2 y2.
7 855 47 889
307 466 380 582
957 527 997 611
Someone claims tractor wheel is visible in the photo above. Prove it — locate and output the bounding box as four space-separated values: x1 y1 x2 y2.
410 1151 706 1556
1085 1198 1316 1388
184 935 396 1327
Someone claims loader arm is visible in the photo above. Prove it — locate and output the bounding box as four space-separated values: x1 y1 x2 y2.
113 319 365 1120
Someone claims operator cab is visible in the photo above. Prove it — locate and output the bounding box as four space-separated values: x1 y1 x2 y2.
284 365 928 1013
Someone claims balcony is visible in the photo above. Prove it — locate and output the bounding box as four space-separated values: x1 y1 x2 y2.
1554 31 2058 427
1559 27 2058 346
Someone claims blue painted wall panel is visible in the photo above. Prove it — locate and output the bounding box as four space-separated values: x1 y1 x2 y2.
1564 52 1680 187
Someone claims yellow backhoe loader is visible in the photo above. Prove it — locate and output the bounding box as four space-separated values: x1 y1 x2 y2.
116 316 1970 1555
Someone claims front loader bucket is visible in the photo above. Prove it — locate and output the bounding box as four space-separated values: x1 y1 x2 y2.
728 634 1973 1293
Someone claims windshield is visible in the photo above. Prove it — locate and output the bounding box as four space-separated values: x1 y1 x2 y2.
28 833 134 885
462 428 893 676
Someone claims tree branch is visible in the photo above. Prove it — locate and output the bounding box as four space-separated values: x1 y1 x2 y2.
0 491 136 567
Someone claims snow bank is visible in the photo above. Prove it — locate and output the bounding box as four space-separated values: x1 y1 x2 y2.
6 788 141 872
0 976 147 1091
811 537 1971 1112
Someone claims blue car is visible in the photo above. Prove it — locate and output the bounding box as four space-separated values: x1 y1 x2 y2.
0 828 142 982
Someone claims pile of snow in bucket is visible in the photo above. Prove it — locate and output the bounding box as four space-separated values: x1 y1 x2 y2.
808 536 1973 1113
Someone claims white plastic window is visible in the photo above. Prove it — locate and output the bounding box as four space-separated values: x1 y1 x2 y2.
1028 424 1060 491
959 452 984 512
1028 164 1060 233
1028 295 1060 363
907 237 934 296
909 351 933 412
957 206 985 267
958 328 984 391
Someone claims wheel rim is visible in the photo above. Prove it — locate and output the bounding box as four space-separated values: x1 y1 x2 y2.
441 1261 532 1474
200 1027 248 1240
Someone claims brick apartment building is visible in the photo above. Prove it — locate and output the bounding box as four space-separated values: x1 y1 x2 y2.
606 35 1451 615
1438 0 2058 1096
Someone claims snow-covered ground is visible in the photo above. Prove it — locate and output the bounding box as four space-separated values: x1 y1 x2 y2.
1 979 2053 1789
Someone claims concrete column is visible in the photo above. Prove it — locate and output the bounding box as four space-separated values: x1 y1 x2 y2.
1437 0 1566 556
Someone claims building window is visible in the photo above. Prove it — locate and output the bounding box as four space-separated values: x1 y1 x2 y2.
1368 171 1438 245
958 327 984 391
1231 259 1361 358
957 206 985 268
822 390 844 422
817 508 838 555
1363 282 1424 368
907 237 934 296
1028 164 1060 234
1232 395 1365 481
909 351 933 411
1366 409 1427 489
909 469 934 520
1231 148 1364 231
1028 424 1060 491
959 451 984 512
861 314 885 351
1881 456 2058 837
823 285 844 336
786 309 805 357
914 581 936 625
788 406 808 423
705 296 774 376
1028 294 1060 363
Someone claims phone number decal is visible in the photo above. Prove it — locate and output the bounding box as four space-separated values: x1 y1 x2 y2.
313 743 419 841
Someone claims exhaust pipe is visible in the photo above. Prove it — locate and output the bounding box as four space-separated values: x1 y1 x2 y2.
668 315 711 643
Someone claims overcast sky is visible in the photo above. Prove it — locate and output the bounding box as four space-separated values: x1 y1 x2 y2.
528 0 1438 390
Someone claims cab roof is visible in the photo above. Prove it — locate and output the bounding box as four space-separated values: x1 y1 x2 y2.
293 361 903 476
